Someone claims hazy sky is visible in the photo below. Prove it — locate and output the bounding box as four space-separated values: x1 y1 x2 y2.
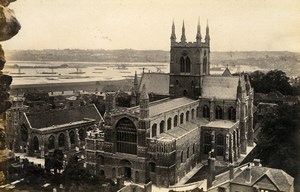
2 0 300 52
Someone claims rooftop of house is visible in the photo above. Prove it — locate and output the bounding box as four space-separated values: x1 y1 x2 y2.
211 162 294 192
24 104 103 129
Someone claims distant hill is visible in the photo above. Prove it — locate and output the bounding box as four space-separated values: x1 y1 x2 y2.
5 49 300 75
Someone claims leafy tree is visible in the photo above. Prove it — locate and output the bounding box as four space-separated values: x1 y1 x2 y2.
249 70 294 95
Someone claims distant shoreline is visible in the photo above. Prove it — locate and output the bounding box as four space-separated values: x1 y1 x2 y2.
10 79 133 96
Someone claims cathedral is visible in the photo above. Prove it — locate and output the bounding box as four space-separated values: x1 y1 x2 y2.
85 20 254 187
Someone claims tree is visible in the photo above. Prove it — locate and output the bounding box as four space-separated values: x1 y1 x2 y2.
249 70 294 95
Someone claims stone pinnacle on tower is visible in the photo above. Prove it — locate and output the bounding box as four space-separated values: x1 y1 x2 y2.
140 84 149 100
170 19 176 43
181 20 186 43
205 19 210 44
196 17 202 41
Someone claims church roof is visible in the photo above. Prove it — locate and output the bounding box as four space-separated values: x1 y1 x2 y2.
24 104 103 129
149 97 196 117
202 75 245 100
156 118 209 140
222 67 232 76
204 120 238 129
138 73 169 95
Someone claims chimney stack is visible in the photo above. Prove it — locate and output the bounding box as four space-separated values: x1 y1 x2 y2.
207 153 216 189
253 159 261 166
229 163 234 180
245 163 252 183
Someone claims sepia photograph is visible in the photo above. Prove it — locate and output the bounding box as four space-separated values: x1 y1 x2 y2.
0 0 299 191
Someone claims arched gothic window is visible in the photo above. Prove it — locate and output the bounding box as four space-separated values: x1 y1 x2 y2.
181 151 184 163
186 111 190 122
228 106 236 120
58 133 65 147
203 50 208 74
216 134 225 156
152 124 157 137
204 133 212 154
69 131 75 144
180 113 184 124
116 118 137 155
149 162 156 172
78 129 85 141
180 56 191 73
33 136 39 152
160 121 165 133
203 105 210 118
187 147 190 159
174 115 178 127
167 118 172 130
215 106 223 119
48 135 55 150
191 109 195 119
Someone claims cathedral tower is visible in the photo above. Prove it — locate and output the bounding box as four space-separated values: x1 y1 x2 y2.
169 19 210 99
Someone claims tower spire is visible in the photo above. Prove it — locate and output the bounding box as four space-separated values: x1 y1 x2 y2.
181 20 186 43
196 17 202 42
170 20 176 43
205 19 210 44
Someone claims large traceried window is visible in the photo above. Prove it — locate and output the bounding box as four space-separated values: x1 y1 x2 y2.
215 106 223 119
228 106 236 120
203 105 210 118
167 118 172 130
174 115 178 127
152 124 157 137
216 134 225 156
204 133 212 154
160 120 165 133
180 56 191 73
203 50 208 74
116 118 137 155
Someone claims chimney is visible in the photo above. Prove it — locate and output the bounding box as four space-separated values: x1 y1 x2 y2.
253 159 261 166
207 156 216 189
245 163 252 183
229 163 234 180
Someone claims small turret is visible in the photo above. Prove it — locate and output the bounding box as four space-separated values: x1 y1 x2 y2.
140 84 149 119
170 20 176 44
205 19 210 44
133 71 138 92
196 17 202 43
245 74 251 95
236 76 243 99
180 20 186 43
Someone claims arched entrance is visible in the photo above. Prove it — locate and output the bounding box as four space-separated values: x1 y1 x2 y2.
120 159 132 179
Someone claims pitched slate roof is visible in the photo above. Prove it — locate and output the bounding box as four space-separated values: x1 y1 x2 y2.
231 165 294 192
25 104 103 129
138 73 169 95
149 97 196 117
202 75 245 100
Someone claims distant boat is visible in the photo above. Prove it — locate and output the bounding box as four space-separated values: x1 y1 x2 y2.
69 67 85 74
92 71 103 74
114 64 128 70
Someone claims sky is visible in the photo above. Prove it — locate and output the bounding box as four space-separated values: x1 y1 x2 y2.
2 0 300 52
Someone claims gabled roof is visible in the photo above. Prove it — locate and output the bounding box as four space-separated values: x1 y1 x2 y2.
202 75 245 100
222 67 232 76
25 104 103 129
231 165 294 192
138 73 169 95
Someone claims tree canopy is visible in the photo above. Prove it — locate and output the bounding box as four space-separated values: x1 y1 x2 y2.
248 70 295 95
